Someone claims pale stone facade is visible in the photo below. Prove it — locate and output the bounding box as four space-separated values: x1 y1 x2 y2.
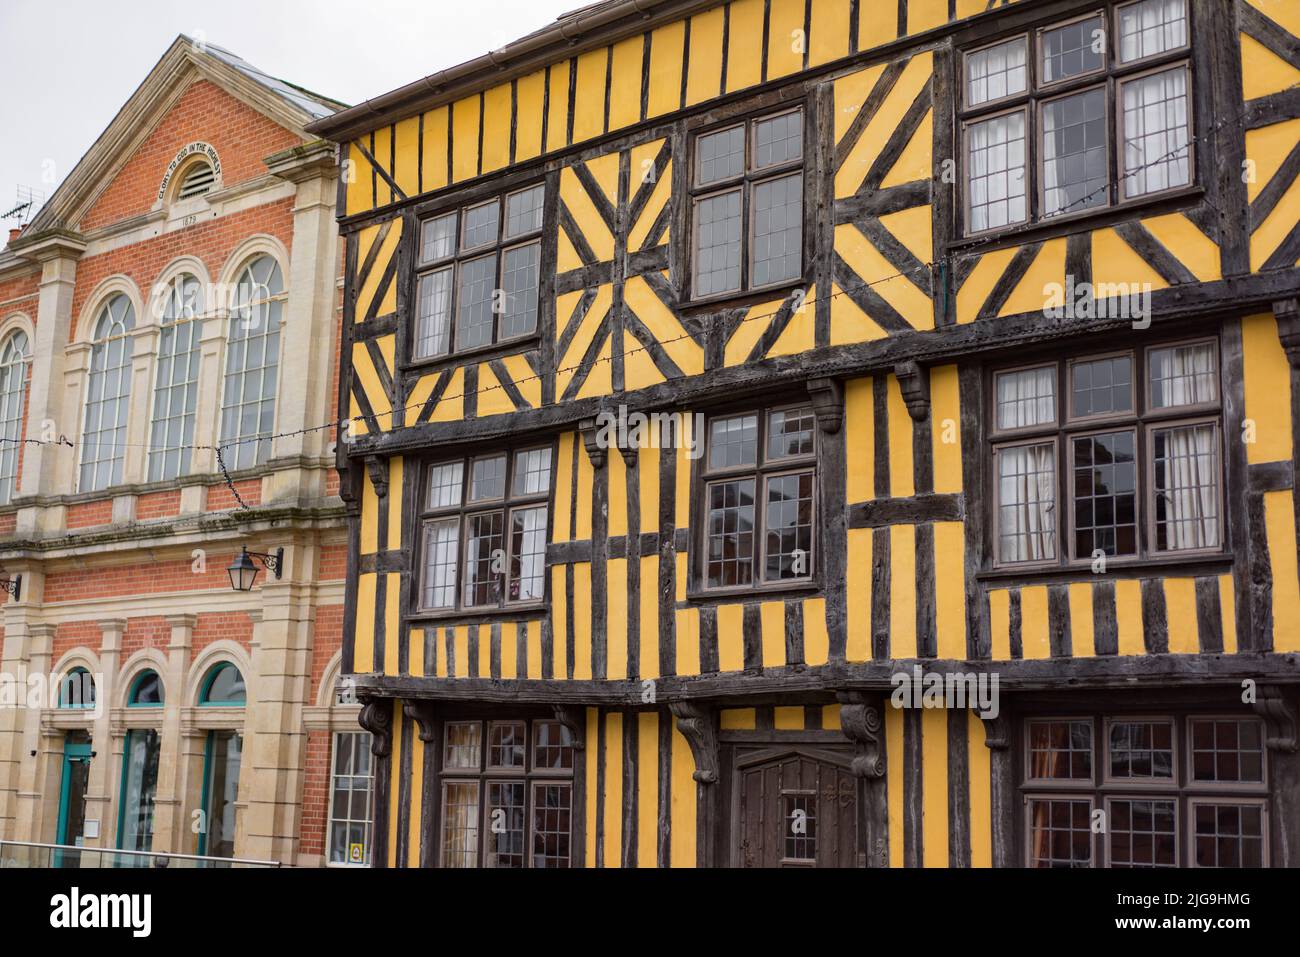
0 37 360 867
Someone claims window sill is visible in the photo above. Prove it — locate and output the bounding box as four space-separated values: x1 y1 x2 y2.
947 185 1205 256
977 551 1232 586
402 332 540 378
684 579 821 607
408 603 548 626
678 278 808 317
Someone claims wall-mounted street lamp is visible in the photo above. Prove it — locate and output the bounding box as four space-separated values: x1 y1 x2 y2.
0 575 20 601
226 547 283 592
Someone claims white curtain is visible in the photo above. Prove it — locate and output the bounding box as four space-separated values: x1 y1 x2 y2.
1122 68 1188 196
1041 107 1061 212
1000 443 1056 562
1151 342 1216 408
997 367 1055 429
1160 423 1218 550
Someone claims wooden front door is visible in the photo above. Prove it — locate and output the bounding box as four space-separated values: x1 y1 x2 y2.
733 748 859 867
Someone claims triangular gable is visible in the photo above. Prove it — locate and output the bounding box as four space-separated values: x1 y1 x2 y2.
30 36 346 235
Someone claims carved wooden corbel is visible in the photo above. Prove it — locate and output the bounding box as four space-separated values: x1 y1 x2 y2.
1252 685 1298 752
669 701 719 784
836 692 885 778
979 712 1011 750
552 704 586 751
894 360 930 422
1273 299 1300 368
358 696 394 757
806 377 845 434
578 418 607 469
365 456 389 499
403 700 439 743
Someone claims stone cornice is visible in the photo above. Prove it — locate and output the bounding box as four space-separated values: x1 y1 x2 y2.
265 140 338 184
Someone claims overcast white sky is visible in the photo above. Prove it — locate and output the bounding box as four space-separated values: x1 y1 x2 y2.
0 0 581 221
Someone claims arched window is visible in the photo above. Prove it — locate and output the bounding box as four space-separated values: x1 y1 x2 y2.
58 667 96 710
148 275 202 482
199 663 246 706
219 256 283 471
176 161 216 200
0 330 31 504
128 670 164 706
80 294 135 491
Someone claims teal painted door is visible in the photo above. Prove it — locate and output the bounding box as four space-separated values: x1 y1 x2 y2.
54 733 92 868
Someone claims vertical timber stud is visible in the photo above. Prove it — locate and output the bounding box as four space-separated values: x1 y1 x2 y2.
403 701 438 868
837 691 888 867
808 378 847 660
669 701 719 867
358 696 394 868
551 705 586 867
979 710 1013 868
1252 686 1299 866
1273 299 1300 617
580 419 610 680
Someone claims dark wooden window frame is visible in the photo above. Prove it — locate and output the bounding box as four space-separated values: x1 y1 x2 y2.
1018 707 1271 868
987 334 1225 571
413 441 556 619
690 399 820 599
435 716 577 869
683 100 811 308
957 0 1197 239
408 180 547 366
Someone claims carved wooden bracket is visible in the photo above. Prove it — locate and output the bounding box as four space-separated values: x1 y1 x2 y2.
552 704 586 750
619 441 639 468
365 456 389 499
806 377 845 434
836 691 885 778
578 418 607 469
979 712 1011 750
1274 299 1300 368
358 696 394 757
403 700 439 743
337 461 358 506
894 361 930 422
1252 685 1298 752
669 701 719 784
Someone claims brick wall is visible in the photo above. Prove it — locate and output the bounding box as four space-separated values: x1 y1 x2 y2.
44 551 248 602
71 197 295 339
136 488 182 520
79 79 300 234
299 729 334 860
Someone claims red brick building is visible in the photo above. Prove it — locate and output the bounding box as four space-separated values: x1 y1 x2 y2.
0 36 365 867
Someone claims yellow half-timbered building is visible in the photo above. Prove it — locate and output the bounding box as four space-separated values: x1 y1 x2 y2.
308 0 1300 868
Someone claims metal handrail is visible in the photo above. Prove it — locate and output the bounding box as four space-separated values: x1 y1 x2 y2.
0 839 280 867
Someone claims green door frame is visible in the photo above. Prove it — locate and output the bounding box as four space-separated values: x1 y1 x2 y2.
54 737 92 867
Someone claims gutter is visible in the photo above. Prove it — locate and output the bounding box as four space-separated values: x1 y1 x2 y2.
305 0 708 142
